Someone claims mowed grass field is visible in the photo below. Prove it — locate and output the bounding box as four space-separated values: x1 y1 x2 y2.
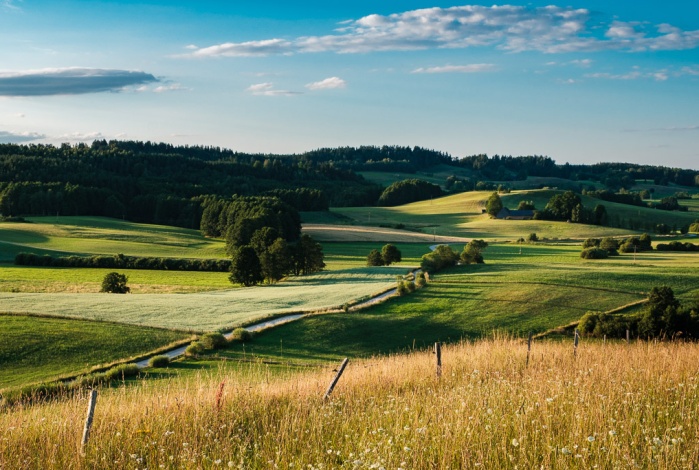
0 314 189 389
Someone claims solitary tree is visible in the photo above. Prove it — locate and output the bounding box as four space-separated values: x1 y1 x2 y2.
485 192 503 217
100 272 130 293
461 239 488 264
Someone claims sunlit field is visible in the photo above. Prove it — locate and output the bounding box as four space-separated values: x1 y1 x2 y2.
3 339 699 469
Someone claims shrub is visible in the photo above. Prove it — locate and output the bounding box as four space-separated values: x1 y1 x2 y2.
100 272 130 294
148 355 171 368
580 247 609 259
185 341 204 357
527 233 538 242
200 332 227 350
104 363 140 382
381 244 402 265
599 238 619 255
397 279 416 296
582 238 600 249
229 327 252 342
366 249 384 266
415 271 427 288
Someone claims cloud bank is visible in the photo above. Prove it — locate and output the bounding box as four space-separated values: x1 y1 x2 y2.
0 130 45 143
185 5 699 58
0 68 158 96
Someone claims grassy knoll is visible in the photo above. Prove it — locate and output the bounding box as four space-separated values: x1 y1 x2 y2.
4 339 699 468
0 266 232 293
0 267 409 332
0 314 189 389
0 216 226 262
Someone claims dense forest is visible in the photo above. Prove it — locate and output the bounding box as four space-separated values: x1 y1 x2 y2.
0 140 697 230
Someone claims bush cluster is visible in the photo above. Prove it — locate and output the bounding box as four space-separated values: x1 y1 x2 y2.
148 355 171 368
420 245 459 273
366 244 402 266
14 252 231 272
580 247 609 259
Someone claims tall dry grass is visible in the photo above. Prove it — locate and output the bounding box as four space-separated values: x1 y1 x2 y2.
2 338 698 469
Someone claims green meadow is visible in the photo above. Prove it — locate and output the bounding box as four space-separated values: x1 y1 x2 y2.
0 314 189 389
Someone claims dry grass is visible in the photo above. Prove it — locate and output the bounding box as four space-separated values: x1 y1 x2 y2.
2 338 698 469
303 224 469 243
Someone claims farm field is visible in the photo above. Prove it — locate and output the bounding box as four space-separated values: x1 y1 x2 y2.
0 267 409 332
4 339 699 468
0 314 189 389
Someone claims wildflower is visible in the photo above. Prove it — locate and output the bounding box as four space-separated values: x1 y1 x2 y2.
587 436 595 443
403 446 411 452
215 460 222 465
652 437 662 446
608 430 617 436
511 438 520 447
561 447 572 455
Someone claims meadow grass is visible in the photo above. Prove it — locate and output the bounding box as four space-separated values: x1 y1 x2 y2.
0 216 226 262
0 265 233 293
0 267 410 332
2 339 699 469
0 314 189 390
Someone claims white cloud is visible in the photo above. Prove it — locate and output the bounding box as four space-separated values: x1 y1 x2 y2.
305 77 346 90
1 0 21 11
570 59 593 68
586 68 669 81
182 5 699 58
411 64 497 74
246 82 301 96
0 130 44 143
0 67 158 96
153 83 188 93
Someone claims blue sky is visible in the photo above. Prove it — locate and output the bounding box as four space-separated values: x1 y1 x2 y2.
1 1 698 169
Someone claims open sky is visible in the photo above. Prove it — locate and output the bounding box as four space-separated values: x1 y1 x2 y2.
1 1 698 169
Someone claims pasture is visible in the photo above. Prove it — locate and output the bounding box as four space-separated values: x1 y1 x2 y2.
3 339 699 468
0 315 189 389
0 216 226 262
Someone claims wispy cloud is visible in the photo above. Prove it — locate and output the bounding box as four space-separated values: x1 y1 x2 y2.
305 77 346 90
0 130 44 143
183 5 699 58
0 68 158 96
246 82 301 96
586 67 669 81
411 64 497 74
1 0 22 11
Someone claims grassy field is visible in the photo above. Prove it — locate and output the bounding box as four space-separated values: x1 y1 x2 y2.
0 267 410 332
3 339 699 468
320 189 697 242
0 266 233 293
0 314 189 390
0 216 226 262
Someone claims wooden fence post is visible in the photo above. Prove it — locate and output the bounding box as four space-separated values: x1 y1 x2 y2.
435 342 442 378
626 329 630 344
526 332 532 367
323 358 349 400
573 329 580 358
81 389 98 454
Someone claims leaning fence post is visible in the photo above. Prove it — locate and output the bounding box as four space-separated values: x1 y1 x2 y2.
323 358 349 400
573 329 580 358
526 332 532 367
435 342 442 378
81 389 98 454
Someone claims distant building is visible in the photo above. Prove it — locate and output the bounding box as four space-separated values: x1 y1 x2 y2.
496 208 535 220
